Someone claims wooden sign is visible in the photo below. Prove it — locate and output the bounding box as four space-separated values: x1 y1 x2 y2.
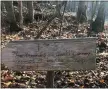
1 38 96 71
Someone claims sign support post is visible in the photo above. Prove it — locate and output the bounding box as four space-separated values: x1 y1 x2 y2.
46 71 54 88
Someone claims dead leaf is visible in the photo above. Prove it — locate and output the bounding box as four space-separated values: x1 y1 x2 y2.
4 75 13 82
4 82 12 87
100 79 104 83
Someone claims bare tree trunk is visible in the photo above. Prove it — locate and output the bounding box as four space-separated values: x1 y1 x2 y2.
71 1 76 12
77 1 87 23
91 1 98 21
4 1 16 23
27 1 34 23
91 2 105 33
19 1 23 28
1 1 5 11
59 1 67 36
4 1 22 33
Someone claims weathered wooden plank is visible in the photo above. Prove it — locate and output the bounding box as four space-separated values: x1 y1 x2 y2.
46 71 54 88
1 38 97 71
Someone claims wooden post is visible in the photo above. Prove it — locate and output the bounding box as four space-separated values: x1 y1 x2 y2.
46 71 54 88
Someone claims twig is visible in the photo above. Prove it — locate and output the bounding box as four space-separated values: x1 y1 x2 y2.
35 1 66 39
59 1 67 36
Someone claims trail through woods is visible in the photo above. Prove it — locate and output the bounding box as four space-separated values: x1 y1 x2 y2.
1 19 108 88
1 1 108 88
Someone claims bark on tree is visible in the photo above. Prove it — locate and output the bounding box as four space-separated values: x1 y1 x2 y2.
91 2 105 33
59 1 67 36
4 1 22 32
27 1 34 23
1 1 5 11
71 1 76 12
19 1 23 28
77 1 87 23
4 1 16 24
91 1 98 21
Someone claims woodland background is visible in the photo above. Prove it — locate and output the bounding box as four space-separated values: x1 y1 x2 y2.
1 1 108 88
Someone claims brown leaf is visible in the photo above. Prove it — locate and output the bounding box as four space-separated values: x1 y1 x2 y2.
4 75 13 82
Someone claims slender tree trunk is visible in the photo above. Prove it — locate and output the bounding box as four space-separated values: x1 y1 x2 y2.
89 1 98 31
72 1 76 12
59 1 67 36
91 2 105 33
4 1 22 32
27 1 34 23
91 1 98 21
4 1 16 23
55 1 61 16
1 1 5 11
19 1 23 28
77 1 87 23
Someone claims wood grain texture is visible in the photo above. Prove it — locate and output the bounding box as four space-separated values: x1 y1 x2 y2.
1 38 97 71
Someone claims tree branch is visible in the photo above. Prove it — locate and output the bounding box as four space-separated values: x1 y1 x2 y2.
35 1 66 39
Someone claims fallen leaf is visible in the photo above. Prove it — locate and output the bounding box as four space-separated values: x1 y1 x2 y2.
4 82 12 87
4 75 13 82
100 79 104 83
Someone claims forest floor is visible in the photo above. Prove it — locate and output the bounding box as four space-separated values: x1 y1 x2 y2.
1 16 108 88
